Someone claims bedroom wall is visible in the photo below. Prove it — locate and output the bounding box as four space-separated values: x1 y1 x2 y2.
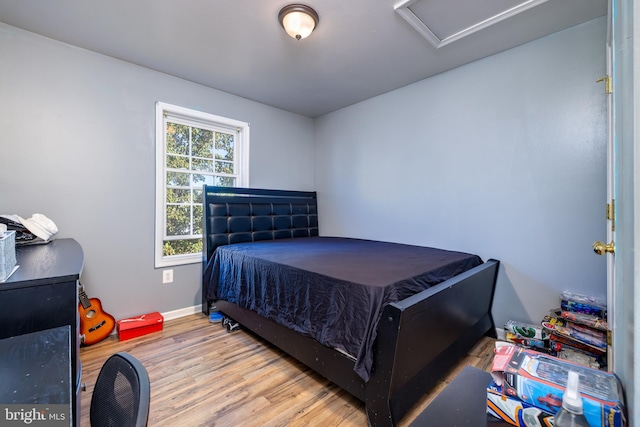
0 23 315 321
314 17 608 330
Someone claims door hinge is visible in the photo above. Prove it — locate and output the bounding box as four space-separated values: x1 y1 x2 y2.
607 329 612 346
607 200 615 232
597 76 612 94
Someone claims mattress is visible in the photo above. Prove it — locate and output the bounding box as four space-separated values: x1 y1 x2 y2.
203 236 482 380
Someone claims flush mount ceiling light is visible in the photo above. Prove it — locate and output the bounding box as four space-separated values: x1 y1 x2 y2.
278 4 319 40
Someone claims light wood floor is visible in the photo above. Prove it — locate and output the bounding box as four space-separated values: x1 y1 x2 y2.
79 314 496 427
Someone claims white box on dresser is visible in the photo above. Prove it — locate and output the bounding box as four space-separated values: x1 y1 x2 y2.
0 230 16 281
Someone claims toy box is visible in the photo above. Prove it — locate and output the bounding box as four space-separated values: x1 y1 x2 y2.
117 311 164 341
487 345 626 427
561 291 607 318
487 381 554 426
543 308 608 332
505 332 548 351
505 320 549 340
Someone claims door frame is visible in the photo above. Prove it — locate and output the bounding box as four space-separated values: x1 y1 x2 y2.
610 0 639 422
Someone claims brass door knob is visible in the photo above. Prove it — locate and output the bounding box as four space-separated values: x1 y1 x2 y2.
593 241 615 255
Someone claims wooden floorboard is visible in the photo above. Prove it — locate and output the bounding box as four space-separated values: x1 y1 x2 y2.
79 314 496 426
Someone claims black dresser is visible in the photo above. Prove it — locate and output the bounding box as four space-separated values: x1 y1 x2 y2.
0 238 84 426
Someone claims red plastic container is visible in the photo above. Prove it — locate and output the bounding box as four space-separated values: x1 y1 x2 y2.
117 312 164 341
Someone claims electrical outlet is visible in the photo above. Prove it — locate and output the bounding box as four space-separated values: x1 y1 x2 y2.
162 269 173 284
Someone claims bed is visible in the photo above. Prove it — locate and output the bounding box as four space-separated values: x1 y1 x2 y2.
201 185 500 427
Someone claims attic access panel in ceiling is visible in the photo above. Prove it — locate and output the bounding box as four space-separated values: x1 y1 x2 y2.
395 0 548 48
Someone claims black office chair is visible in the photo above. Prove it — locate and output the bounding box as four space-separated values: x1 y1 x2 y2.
90 352 150 427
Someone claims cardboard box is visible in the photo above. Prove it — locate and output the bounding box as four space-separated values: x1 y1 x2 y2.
487 345 626 427
117 312 164 341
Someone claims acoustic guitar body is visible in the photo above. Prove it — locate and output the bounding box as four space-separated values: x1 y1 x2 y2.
78 289 115 346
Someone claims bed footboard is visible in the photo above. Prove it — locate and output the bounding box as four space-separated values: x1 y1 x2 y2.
365 258 499 426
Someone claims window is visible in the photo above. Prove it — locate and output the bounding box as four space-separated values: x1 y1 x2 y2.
155 102 249 267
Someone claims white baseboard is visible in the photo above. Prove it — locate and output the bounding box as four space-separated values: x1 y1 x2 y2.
161 305 201 321
495 327 506 341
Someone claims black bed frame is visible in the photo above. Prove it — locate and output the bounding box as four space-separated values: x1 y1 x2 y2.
201 185 499 427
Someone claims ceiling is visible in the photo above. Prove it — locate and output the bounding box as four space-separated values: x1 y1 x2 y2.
0 0 606 118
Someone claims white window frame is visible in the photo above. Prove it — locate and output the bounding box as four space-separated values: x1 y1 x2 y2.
155 102 249 268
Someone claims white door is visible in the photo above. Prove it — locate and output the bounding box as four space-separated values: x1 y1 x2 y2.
597 0 632 373
591 0 615 369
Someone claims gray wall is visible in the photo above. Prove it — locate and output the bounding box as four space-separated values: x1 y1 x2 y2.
314 17 608 329
0 23 315 320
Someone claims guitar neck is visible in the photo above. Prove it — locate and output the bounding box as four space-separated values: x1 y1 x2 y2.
78 291 92 309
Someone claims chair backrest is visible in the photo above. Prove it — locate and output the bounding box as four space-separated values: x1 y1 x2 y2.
90 352 150 427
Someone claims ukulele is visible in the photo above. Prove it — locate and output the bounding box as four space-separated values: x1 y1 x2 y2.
78 283 115 345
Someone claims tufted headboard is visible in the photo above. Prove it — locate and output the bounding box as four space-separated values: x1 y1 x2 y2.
202 185 319 262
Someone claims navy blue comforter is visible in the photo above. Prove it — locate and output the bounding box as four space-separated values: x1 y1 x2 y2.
203 236 482 381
